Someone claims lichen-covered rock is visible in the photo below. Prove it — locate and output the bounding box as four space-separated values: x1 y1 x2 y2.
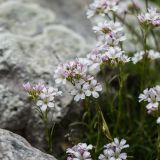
0 128 57 160
0 23 87 148
0 1 55 36
0 0 90 152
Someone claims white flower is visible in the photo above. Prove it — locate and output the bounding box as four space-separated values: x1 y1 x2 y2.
105 47 129 64
118 54 130 63
132 51 144 64
112 138 130 151
157 117 160 124
71 82 86 102
83 79 102 98
148 50 160 60
139 86 160 114
139 88 150 102
106 47 123 60
99 138 129 160
87 48 103 75
132 50 160 64
54 64 67 85
66 143 93 160
146 102 159 114
93 21 123 35
105 31 126 46
138 7 160 27
37 87 62 111
93 21 125 46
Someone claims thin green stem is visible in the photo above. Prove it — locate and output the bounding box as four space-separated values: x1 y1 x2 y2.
151 30 159 51
95 107 101 153
140 29 148 90
145 0 148 10
114 64 124 135
157 126 160 160
44 110 53 154
36 107 53 153
157 107 160 160
102 67 114 113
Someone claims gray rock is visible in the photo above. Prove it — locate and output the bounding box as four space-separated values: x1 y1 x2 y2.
0 0 95 43
0 1 55 36
0 23 88 148
0 84 29 131
0 128 57 160
0 0 90 152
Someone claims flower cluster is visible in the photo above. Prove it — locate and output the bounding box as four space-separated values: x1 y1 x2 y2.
23 82 45 99
99 138 129 160
139 86 160 114
23 82 62 111
66 143 93 160
87 45 130 74
87 0 130 70
138 7 160 28
132 50 160 64
54 59 87 85
87 0 119 19
54 59 102 101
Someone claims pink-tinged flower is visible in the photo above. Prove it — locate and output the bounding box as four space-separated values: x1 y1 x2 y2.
87 0 119 18
23 82 46 99
66 143 93 160
23 82 32 92
37 87 62 111
138 7 160 28
99 138 129 160
33 83 45 92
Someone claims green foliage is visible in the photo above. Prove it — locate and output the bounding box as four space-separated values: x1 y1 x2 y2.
150 0 160 6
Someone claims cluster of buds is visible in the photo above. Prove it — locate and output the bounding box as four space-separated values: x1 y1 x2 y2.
138 7 160 28
99 138 129 160
139 86 160 114
66 143 93 160
132 50 160 64
54 59 102 102
23 82 62 111
23 82 45 100
86 0 119 19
